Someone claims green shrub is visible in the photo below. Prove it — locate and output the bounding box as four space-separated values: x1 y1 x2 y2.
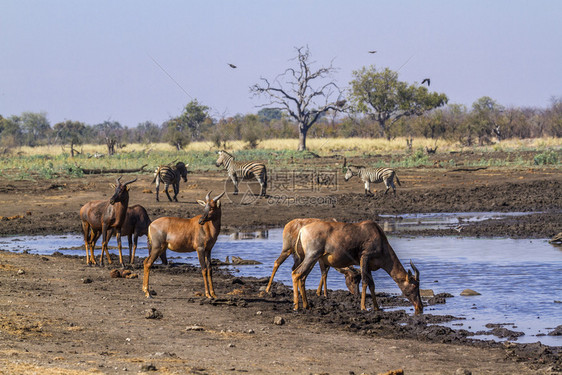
533 150 558 165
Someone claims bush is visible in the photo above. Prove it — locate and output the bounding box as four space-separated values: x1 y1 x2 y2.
533 150 558 165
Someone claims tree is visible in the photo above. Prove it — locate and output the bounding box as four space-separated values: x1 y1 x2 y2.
165 99 211 150
470 96 504 144
0 115 23 149
95 120 124 155
348 66 448 140
179 99 211 141
54 120 86 157
21 112 51 146
251 46 345 151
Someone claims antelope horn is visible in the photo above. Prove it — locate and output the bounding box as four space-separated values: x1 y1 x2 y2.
343 157 347 167
123 177 137 186
116 176 122 185
410 260 420 281
205 191 212 201
212 191 225 202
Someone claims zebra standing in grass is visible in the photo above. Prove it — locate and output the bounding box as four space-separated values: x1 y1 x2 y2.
153 161 189 202
344 165 401 196
215 150 267 196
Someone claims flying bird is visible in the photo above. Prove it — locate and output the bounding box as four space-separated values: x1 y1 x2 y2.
368 50 377 54
228 63 237 69
454 225 463 233
422 78 430 86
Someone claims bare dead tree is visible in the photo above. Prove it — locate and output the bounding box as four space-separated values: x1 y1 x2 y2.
250 46 346 151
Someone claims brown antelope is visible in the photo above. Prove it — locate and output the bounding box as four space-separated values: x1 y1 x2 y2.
79 176 137 266
143 191 225 298
292 220 423 315
265 218 360 297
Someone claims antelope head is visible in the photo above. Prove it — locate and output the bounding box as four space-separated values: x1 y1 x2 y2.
198 191 225 225
403 260 423 315
109 176 137 205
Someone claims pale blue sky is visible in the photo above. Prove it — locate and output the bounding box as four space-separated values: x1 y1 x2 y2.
1 0 561 127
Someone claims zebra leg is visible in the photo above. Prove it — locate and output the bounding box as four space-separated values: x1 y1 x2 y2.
231 175 239 195
164 183 173 202
364 181 373 196
172 182 179 202
155 178 160 202
384 179 391 195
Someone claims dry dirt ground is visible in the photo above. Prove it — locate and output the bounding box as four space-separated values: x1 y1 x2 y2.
0 154 561 374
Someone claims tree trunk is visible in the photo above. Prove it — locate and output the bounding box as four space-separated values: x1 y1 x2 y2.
298 126 308 151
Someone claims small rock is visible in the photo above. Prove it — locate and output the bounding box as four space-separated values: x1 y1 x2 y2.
228 343 236 348
547 325 562 336
82 278 93 284
247 329 255 334
232 277 244 285
273 316 285 325
259 286 267 292
420 289 435 297
17 269 25 275
145 308 163 320
256 311 263 315
109 269 122 278
140 363 157 372
460 289 481 296
185 325 205 331
455 369 472 375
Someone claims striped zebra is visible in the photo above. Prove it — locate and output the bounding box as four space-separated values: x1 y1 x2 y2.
344 165 401 196
215 150 267 196
152 161 189 202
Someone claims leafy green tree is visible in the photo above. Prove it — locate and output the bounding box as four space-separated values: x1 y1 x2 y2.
94 120 124 155
241 114 264 149
257 108 283 122
470 96 504 144
348 66 448 140
0 115 23 148
179 99 211 141
251 46 345 151
21 112 51 146
54 120 86 157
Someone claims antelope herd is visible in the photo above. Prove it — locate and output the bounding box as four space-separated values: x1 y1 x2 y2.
79 152 423 315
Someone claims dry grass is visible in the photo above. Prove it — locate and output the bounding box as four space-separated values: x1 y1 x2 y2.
13 137 562 157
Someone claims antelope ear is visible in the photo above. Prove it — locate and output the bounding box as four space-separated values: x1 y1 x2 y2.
406 270 413 283
216 200 221 208
126 186 131 191
197 200 206 207
110 184 116 188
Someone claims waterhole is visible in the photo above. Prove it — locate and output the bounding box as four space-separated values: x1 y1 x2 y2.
1 212 560 346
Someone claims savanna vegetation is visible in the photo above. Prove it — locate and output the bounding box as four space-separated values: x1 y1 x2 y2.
1 46 560 179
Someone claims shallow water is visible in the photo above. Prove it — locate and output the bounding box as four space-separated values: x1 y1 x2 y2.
1 212 561 346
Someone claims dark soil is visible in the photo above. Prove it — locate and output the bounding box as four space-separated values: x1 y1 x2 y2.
0 156 561 374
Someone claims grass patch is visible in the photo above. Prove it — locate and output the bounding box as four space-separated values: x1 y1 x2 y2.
1 137 560 180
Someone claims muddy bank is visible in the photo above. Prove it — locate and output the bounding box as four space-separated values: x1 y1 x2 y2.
0 251 560 374
0 168 560 238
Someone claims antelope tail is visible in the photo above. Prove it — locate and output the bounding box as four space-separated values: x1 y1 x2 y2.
294 229 304 264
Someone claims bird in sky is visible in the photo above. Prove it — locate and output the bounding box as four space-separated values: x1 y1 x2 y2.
422 78 430 86
454 225 463 233
228 63 237 69
368 50 377 54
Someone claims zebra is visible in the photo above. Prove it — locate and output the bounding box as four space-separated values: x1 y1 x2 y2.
215 150 267 196
152 161 189 202
344 165 401 196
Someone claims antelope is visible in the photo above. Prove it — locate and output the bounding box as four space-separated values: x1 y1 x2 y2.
292 220 423 315
265 218 360 297
143 191 225 298
79 176 137 266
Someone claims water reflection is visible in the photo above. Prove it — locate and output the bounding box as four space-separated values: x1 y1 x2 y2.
1 212 561 346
